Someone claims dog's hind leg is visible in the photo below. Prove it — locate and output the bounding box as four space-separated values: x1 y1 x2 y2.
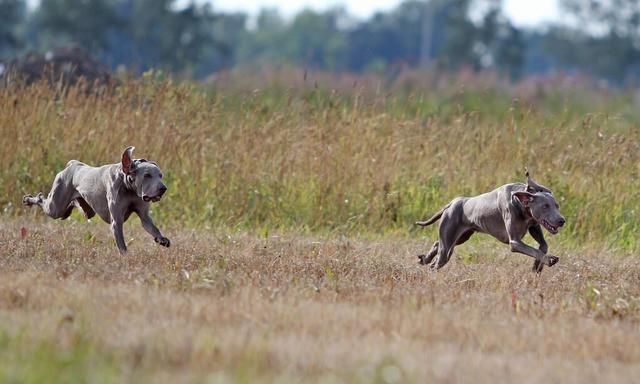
418 241 438 265
419 226 473 266
431 204 472 270
431 223 459 270
23 193 44 207
456 229 475 245
432 232 464 270
23 169 78 220
74 197 95 219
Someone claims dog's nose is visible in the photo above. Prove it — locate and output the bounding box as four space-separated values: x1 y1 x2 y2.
557 218 566 227
159 185 167 195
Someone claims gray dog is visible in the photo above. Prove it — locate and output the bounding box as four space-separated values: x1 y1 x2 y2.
23 146 170 253
416 171 565 272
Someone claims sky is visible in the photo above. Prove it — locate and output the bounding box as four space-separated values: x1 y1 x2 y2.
206 0 561 27
26 0 562 28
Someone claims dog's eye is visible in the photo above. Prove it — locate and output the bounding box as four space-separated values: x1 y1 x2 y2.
159 173 163 178
544 204 550 209
144 174 151 178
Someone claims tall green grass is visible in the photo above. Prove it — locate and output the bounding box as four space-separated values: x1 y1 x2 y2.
2 74 639 250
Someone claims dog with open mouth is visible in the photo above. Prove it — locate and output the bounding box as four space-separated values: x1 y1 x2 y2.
416 170 566 272
23 146 170 253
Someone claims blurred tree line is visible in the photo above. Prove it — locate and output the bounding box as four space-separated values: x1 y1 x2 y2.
1 0 640 83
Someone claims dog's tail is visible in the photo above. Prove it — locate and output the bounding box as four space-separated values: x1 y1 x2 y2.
415 204 450 227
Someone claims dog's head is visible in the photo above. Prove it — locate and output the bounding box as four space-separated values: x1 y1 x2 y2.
121 146 167 203
513 190 566 235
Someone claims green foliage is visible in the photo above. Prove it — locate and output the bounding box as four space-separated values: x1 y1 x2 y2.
545 0 640 82
21 0 241 75
0 0 27 58
35 0 121 51
1 0 528 79
4 0 640 83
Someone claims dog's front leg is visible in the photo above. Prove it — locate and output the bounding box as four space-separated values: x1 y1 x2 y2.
505 215 557 268
110 217 127 254
528 225 548 254
528 225 548 272
137 206 170 248
509 239 558 267
108 192 128 254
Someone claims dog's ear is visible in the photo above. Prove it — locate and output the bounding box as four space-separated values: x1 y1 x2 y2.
525 168 552 194
121 146 135 175
513 191 535 206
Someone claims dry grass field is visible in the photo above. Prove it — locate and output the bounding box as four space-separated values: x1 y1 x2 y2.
1 73 640 382
2 220 640 383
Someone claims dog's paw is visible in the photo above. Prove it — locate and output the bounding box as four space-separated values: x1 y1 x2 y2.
22 195 32 205
545 255 559 267
155 237 171 247
418 254 427 265
23 193 43 206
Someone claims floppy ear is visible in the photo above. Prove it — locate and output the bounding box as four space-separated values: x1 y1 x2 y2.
513 191 535 206
121 146 135 175
525 168 552 194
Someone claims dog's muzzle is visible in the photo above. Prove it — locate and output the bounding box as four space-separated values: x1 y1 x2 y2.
540 217 565 235
143 187 166 203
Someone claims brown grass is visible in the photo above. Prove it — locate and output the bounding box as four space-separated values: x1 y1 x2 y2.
2 219 639 383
